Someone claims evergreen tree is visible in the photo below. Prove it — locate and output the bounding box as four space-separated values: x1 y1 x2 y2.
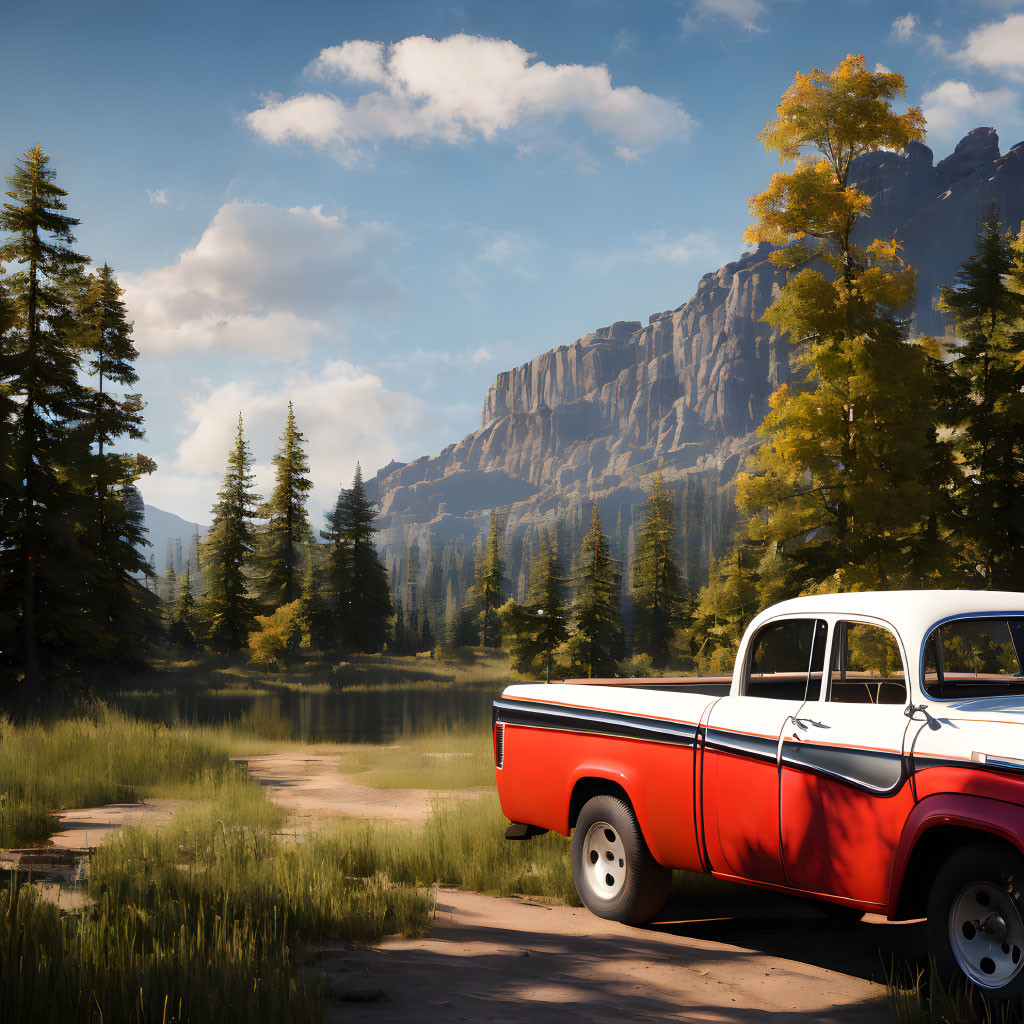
738 56 954 596
201 415 262 650
77 263 156 665
0 145 92 688
689 545 762 673
632 474 685 667
297 543 328 651
168 564 198 649
417 608 434 653
322 465 392 653
502 534 568 681
470 512 505 648
257 402 312 608
940 213 1024 586
567 505 623 678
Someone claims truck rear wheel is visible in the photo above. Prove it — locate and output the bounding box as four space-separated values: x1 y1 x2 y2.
572 794 671 925
927 842 1024 1006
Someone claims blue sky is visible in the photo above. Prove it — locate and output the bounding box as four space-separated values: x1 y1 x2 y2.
4 0 1024 523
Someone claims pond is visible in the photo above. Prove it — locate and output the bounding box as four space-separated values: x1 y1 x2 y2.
111 680 505 745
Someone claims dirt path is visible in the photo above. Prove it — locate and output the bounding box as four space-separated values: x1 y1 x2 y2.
48 798 179 850
239 753 490 827
318 889 914 1023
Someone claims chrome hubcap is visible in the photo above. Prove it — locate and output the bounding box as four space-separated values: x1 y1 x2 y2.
581 821 627 901
949 881 1024 988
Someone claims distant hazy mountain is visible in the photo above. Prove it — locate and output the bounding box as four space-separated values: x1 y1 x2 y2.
368 128 1024 590
141 503 208 573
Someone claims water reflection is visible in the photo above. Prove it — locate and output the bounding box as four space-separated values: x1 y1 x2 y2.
112 682 502 744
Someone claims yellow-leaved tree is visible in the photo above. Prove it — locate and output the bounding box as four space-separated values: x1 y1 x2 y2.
736 54 958 597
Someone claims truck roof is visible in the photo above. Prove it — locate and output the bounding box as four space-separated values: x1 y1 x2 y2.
752 589 1024 646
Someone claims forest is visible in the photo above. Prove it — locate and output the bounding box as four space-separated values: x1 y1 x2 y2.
3 57 1024 701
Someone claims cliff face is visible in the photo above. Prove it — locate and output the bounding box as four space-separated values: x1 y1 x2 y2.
370 129 1024 582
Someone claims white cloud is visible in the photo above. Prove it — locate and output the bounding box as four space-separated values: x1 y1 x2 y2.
682 0 767 33
147 188 169 206
613 28 636 54
144 360 429 518
874 63 893 75
955 13 1024 80
581 229 721 274
891 13 918 41
122 200 404 356
246 34 694 162
921 79 1018 143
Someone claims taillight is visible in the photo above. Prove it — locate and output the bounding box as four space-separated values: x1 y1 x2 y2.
495 722 505 769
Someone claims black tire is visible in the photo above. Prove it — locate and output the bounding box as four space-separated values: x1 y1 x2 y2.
927 841 1024 1006
811 900 865 923
571 794 671 925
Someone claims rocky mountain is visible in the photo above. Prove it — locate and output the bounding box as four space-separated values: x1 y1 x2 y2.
369 129 1024 593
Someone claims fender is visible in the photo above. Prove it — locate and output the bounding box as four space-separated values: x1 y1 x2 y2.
887 793 1024 918
568 757 693 868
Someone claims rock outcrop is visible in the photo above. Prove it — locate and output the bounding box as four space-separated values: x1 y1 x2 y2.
369 130 1024 584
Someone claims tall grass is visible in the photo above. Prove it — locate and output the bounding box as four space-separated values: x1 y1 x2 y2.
0 710 251 847
886 962 1024 1023
331 792 579 903
0 781 433 1024
339 724 496 790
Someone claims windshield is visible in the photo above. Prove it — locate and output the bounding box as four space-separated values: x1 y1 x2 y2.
923 617 1024 699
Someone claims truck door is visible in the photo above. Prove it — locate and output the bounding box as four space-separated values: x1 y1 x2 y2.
701 617 827 886
779 619 914 906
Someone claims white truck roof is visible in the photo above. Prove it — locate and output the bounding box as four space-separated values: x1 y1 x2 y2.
751 589 1024 646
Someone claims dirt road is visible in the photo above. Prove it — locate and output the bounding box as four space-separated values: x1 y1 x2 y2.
320 888 916 1023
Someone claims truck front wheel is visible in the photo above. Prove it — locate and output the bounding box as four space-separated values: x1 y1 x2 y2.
572 794 671 925
927 842 1024 1005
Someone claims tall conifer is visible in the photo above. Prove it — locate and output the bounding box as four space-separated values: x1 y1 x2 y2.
0 145 92 688
78 263 156 664
471 513 505 647
258 402 312 608
940 213 1024 586
202 415 262 649
567 505 623 678
631 474 685 666
503 534 568 681
322 465 392 653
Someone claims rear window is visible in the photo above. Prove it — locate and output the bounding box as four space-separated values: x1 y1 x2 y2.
745 619 827 700
924 617 1024 699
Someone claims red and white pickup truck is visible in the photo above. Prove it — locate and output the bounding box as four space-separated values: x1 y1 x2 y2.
494 591 1024 1001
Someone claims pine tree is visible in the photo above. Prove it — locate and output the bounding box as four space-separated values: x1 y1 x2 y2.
322 465 392 653
0 145 92 688
502 534 568 681
567 505 623 678
738 56 954 596
632 474 685 667
257 402 312 608
201 415 262 650
297 543 328 651
75 263 157 665
168 564 198 649
940 212 1024 586
471 512 505 648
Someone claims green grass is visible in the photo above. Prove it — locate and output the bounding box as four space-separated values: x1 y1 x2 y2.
885 962 1024 1023
1 781 433 1024
339 724 496 790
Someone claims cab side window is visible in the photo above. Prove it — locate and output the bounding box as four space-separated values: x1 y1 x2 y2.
745 619 827 700
828 621 906 705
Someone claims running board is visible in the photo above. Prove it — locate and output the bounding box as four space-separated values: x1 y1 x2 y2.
504 822 549 840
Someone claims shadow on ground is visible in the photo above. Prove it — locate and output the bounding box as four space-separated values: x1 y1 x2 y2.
318 888 911 1024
